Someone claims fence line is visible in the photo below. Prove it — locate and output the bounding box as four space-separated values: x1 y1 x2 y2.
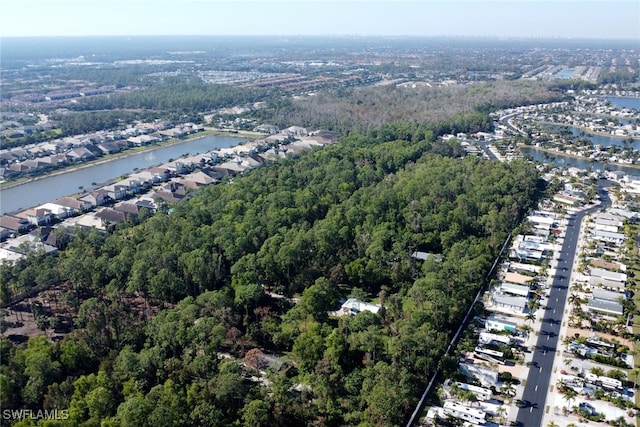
405 234 512 427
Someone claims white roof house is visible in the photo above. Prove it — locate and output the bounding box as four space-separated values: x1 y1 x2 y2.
459 363 499 388
491 294 527 313
527 215 555 229
500 282 530 297
588 299 624 316
589 276 625 291
590 268 627 283
592 229 625 245
592 288 626 303
508 262 541 274
340 299 382 315
443 400 487 425
484 317 518 333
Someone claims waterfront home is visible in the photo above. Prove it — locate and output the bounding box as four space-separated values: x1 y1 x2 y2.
95 208 127 226
179 171 217 187
52 197 92 213
102 184 128 201
65 147 97 162
78 190 110 208
16 208 53 226
0 215 31 234
0 227 11 241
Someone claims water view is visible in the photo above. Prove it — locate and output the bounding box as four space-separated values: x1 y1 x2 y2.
520 145 640 177
0 134 245 214
604 96 640 111
544 124 640 149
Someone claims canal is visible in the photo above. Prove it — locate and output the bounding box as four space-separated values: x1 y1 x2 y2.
0 134 246 215
520 146 640 177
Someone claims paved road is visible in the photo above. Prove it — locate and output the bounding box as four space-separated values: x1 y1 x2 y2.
499 113 526 136
515 181 611 426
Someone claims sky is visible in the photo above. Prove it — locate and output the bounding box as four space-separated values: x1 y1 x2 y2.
1 0 639 40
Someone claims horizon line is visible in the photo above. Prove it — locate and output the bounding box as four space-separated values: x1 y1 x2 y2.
1 34 639 41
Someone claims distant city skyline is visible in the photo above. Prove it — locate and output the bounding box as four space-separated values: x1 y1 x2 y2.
1 0 639 40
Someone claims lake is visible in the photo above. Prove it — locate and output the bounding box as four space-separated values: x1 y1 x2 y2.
520 146 640 177
544 124 640 150
0 134 246 214
604 96 640 111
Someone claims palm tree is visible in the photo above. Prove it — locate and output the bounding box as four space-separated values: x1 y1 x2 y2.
559 383 577 411
547 421 559 427
525 312 536 325
568 293 580 307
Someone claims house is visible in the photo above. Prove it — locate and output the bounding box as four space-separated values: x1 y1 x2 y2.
340 299 382 315
554 193 581 206
180 170 217 187
127 134 160 146
527 214 555 230
0 215 31 234
591 229 625 245
459 362 499 388
102 184 129 200
499 282 530 298
593 214 623 233
65 147 97 162
217 160 249 175
484 317 518 333
591 288 626 303
443 380 492 401
37 202 77 219
508 262 541 274
590 268 627 284
590 276 625 291
444 400 487 424
588 298 624 316
16 208 53 226
411 251 443 262
95 208 127 225
491 294 527 313
114 202 142 216
51 197 92 213
78 190 109 208
283 126 308 136
0 227 11 241
165 160 189 175
254 124 279 134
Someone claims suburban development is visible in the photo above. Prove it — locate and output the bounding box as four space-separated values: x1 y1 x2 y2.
1 32 639 427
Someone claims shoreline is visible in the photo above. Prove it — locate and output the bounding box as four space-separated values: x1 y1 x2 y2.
537 121 640 141
0 127 256 192
519 144 640 171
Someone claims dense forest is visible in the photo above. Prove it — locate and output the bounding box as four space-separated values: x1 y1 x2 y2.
257 80 564 133
1 119 545 426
